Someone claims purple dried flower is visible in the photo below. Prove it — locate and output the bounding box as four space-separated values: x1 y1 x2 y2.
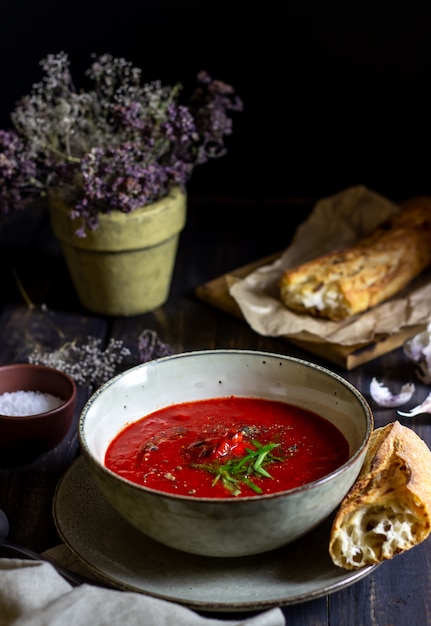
2 53 243 234
0 130 43 214
138 329 174 362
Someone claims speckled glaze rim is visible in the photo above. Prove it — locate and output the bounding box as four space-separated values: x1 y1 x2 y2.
79 349 374 502
53 455 379 612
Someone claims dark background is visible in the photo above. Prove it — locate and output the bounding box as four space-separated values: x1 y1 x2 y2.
2 1 431 205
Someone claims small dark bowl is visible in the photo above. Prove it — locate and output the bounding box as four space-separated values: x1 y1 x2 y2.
0 363 77 461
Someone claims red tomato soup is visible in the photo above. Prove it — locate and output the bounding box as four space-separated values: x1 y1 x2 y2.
104 396 350 498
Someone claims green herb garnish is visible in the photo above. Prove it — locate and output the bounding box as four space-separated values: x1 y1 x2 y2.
192 439 284 496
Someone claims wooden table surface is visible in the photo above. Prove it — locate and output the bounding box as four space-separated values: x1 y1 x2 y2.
1 194 430 624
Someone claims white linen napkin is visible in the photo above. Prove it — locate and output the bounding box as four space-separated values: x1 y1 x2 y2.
0 558 286 626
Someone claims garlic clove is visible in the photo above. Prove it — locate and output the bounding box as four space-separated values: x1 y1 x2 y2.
370 377 415 408
398 391 431 417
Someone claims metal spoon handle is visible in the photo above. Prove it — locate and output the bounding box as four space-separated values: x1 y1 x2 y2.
2 540 109 587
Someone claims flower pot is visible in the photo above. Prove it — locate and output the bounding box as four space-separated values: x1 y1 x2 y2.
49 188 187 316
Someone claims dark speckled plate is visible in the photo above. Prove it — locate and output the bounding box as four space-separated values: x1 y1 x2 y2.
53 456 377 613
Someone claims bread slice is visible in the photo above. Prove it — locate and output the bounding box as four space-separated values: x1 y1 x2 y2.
329 421 431 569
279 204 431 320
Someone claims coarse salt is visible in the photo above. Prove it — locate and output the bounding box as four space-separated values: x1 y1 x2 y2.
0 390 64 416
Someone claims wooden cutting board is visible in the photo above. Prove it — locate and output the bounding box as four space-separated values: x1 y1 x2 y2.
195 252 426 371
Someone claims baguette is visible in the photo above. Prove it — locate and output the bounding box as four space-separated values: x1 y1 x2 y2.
329 421 431 570
279 204 431 320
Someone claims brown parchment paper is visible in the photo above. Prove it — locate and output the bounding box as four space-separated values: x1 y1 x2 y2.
229 185 431 346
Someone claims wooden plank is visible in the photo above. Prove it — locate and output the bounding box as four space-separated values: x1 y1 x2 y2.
195 253 426 370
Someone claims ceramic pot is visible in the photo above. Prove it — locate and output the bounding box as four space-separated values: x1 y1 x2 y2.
49 187 187 316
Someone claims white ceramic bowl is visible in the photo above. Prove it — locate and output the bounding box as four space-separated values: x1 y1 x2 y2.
79 350 373 557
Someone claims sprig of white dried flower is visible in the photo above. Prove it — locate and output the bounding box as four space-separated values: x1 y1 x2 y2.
14 274 174 389
138 329 173 362
28 336 131 390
